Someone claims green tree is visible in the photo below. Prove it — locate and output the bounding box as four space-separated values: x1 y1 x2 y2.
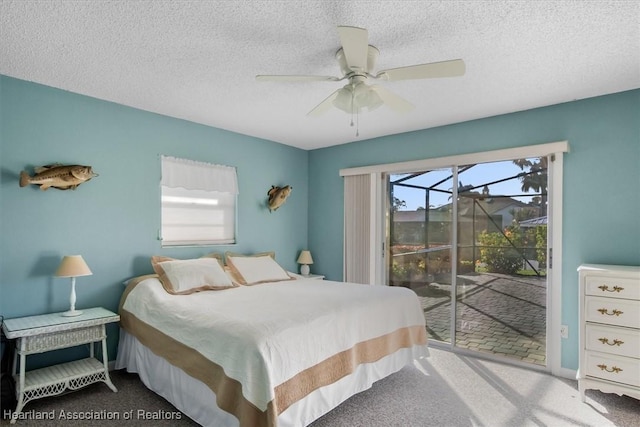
513 157 548 216
392 197 406 212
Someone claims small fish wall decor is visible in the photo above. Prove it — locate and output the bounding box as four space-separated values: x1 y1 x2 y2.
19 163 98 191
267 185 292 212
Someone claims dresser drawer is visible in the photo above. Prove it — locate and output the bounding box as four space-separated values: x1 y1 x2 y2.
585 351 640 387
586 276 640 300
585 296 640 328
585 324 640 359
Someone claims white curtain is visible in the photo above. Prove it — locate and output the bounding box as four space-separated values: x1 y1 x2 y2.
160 156 237 246
161 156 238 194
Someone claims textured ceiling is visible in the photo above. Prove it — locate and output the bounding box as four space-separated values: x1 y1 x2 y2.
1 1 638 150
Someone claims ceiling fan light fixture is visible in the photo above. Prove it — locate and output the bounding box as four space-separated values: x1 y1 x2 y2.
356 85 383 112
333 82 383 114
333 86 353 113
259 26 463 120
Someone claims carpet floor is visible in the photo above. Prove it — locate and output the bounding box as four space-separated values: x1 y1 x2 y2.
1 347 638 426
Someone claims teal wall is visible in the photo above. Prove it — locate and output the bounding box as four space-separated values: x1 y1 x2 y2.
0 76 308 365
308 89 640 370
2 74 638 373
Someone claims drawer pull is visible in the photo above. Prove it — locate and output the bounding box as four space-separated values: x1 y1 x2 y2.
597 364 623 374
598 338 624 346
597 285 624 293
597 308 623 316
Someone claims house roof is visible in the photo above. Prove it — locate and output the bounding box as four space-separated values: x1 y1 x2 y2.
457 195 530 215
1 1 638 150
395 195 533 222
394 210 449 223
434 194 531 215
519 216 548 227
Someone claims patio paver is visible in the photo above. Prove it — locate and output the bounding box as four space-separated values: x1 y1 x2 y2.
411 272 547 366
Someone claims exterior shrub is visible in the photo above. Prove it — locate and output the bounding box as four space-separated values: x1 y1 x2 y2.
477 224 547 274
478 227 523 274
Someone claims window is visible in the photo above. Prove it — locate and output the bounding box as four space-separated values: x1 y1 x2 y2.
160 155 238 246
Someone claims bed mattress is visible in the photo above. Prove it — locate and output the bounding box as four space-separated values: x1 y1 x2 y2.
117 275 428 426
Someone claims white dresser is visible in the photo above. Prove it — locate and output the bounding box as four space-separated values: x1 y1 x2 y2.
577 264 640 401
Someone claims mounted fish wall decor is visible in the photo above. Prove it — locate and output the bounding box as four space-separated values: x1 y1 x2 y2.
267 185 292 212
19 163 98 191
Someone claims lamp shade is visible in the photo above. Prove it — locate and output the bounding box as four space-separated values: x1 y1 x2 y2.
55 255 93 278
296 250 314 265
333 82 384 114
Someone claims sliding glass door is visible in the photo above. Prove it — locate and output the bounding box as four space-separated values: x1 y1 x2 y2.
387 157 549 367
389 168 455 343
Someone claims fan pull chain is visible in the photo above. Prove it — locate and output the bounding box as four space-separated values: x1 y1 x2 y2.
350 89 355 127
350 88 359 137
348 110 359 137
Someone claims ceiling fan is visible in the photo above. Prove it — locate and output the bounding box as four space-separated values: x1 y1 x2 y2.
256 26 465 119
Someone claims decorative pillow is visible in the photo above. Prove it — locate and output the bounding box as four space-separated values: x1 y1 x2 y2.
224 251 275 264
201 252 225 267
151 256 237 294
225 254 293 285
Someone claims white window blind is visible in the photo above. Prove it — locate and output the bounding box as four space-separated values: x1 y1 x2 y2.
343 174 371 284
160 155 238 246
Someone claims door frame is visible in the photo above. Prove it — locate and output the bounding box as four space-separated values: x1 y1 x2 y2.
340 141 568 375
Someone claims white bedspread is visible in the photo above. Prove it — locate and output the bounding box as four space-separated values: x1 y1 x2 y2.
121 277 427 413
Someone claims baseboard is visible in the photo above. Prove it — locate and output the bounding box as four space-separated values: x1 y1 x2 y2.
556 366 577 380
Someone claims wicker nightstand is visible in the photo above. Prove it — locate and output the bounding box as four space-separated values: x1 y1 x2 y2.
2 307 120 423
290 272 325 280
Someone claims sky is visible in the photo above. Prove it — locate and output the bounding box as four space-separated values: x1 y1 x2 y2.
391 158 542 210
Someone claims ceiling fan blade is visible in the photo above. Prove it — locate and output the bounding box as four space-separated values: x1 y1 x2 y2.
371 85 414 113
376 59 465 81
256 75 340 82
307 89 341 117
337 26 368 71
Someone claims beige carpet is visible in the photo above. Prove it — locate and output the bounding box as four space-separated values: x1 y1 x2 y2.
1 347 638 426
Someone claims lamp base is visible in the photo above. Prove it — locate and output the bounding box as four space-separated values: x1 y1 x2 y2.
300 264 310 276
62 309 83 317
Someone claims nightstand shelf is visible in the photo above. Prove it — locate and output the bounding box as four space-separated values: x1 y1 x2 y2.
2 307 120 423
21 357 108 396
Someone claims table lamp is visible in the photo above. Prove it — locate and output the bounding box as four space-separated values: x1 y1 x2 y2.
55 255 92 317
297 250 314 276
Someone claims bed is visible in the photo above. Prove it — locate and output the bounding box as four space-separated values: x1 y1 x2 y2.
115 254 428 427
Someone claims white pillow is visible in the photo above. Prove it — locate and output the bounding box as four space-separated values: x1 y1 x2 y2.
226 255 293 285
151 257 236 294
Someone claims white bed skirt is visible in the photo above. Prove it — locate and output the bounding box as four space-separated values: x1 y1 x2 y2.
115 329 428 427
